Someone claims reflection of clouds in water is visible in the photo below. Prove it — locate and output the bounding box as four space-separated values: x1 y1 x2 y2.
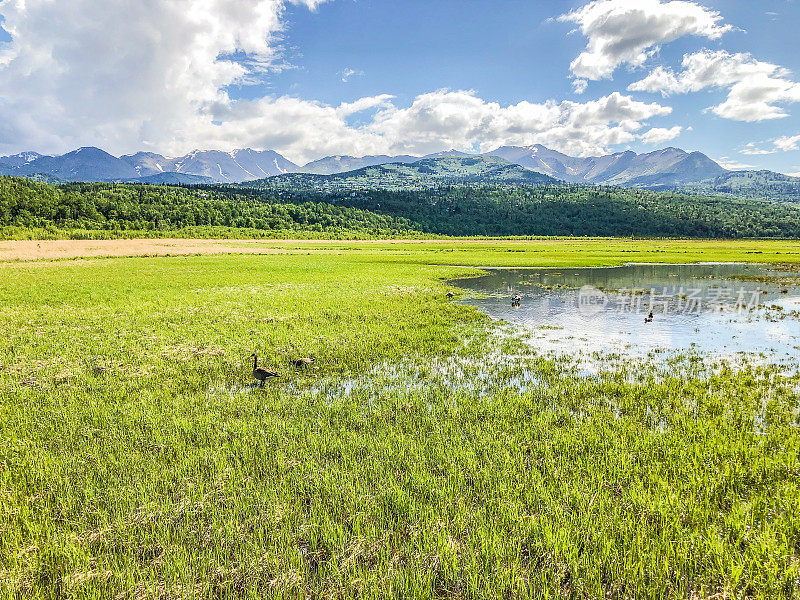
775 296 800 310
762 321 796 344
455 264 800 371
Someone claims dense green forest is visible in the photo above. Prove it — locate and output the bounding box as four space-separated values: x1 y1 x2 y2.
274 185 800 237
0 177 417 237
257 155 557 191
2 175 800 239
674 170 800 202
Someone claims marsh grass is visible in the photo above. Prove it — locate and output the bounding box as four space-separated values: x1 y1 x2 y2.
0 248 798 598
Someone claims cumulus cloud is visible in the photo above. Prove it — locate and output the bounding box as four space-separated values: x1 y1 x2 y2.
639 125 683 144
559 0 731 80
775 134 800 152
572 79 589 94
364 90 672 158
191 90 673 162
0 0 328 156
0 1 674 162
629 50 800 121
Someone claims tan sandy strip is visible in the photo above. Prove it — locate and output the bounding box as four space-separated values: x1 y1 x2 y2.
0 239 305 261
0 237 510 261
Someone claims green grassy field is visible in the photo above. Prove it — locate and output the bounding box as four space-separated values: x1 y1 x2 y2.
205 238 800 268
1 239 799 599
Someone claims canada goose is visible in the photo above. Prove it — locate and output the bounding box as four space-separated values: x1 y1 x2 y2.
446 292 455 298
511 294 522 307
293 357 316 368
250 354 278 386
644 311 654 324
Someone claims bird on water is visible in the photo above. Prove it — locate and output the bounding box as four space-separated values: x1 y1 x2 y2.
250 354 278 386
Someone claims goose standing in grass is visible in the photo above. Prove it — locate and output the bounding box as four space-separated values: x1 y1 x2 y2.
250 354 278 386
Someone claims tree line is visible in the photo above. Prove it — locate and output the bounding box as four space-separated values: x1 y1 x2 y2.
2 176 799 239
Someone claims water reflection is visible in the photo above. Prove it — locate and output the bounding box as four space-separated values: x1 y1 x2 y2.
452 263 800 369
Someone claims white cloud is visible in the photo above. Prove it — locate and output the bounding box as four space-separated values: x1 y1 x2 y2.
0 0 328 156
202 94 396 161
339 67 363 82
640 125 683 144
0 1 674 162
715 157 756 170
196 90 674 162
774 134 800 152
560 0 731 80
364 90 672 158
336 95 394 116
740 142 776 156
629 50 800 121
741 135 800 155
572 79 589 94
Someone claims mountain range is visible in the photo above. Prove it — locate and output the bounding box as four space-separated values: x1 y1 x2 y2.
485 145 729 187
0 147 297 184
121 148 297 183
299 154 419 175
1 145 798 199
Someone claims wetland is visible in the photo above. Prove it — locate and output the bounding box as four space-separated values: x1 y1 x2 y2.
0 240 798 599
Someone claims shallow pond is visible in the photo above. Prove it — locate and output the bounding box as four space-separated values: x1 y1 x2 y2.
452 263 800 371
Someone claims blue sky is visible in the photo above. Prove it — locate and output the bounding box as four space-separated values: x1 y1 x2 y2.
265 0 800 171
0 0 799 172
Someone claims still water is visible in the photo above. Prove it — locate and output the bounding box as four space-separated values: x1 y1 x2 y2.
451 263 800 370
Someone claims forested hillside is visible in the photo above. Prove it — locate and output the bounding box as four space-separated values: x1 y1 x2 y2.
0 177 416 237
257 156 557 192
2 175 800 239
286 186 800 237
675 170 800 202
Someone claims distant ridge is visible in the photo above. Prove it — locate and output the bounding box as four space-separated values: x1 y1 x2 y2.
0 147 297 183
121 148 297 183
0 151 44 168
244 155 558 191
294 145 732 187
1 145 798 199
675 170 800 202
130 172 214 185
297 154 418 175
484 145 729 187
13 147 140 182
